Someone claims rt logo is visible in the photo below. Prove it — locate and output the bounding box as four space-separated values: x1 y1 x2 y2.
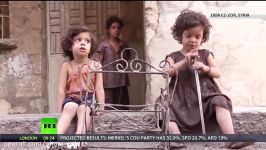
40 118 57 134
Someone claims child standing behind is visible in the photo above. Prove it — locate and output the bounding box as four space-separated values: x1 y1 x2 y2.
57 25 105 134
94 16 130 110
164 9 253 149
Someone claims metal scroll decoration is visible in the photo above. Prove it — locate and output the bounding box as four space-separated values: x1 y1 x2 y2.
86 48 166 74
77 48 178 134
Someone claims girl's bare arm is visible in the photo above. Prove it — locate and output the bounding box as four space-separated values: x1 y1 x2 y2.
164 50 198 77
57 62 68 112
95 63 105 110
206 54 221 78
164 56 186 77
193 53 221 78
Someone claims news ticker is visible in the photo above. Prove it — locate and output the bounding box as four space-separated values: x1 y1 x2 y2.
0 134 265 142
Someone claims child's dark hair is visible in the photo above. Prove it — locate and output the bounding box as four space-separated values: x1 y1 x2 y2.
61 25 96 60
171 9 212 44
106 15 124 30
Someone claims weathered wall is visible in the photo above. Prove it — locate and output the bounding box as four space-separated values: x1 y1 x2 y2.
0 1 47 114
144 1 266 107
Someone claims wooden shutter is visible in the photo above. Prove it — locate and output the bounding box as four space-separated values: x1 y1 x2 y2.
47 1 85 55
85 1 120 43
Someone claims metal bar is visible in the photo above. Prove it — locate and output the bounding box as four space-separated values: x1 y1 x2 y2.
98 113 156 127
94 126 162 132
90 70 165 75
97 103 156 107
98 112 148 130
95 110 159 112
194 69 206 134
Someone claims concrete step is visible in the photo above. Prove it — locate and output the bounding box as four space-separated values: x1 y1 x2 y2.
0 110 265 150
0 111 266 134
0 112 266 134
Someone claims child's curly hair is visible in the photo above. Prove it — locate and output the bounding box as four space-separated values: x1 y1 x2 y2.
61 25 96 60
171 9 212 44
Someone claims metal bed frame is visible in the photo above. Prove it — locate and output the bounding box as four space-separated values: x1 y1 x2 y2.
79 48 173 150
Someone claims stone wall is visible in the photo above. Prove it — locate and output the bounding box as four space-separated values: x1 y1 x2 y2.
0 2 47 114
144 1 266 107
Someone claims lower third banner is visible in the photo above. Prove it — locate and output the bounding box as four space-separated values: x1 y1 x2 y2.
0 134 265 142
